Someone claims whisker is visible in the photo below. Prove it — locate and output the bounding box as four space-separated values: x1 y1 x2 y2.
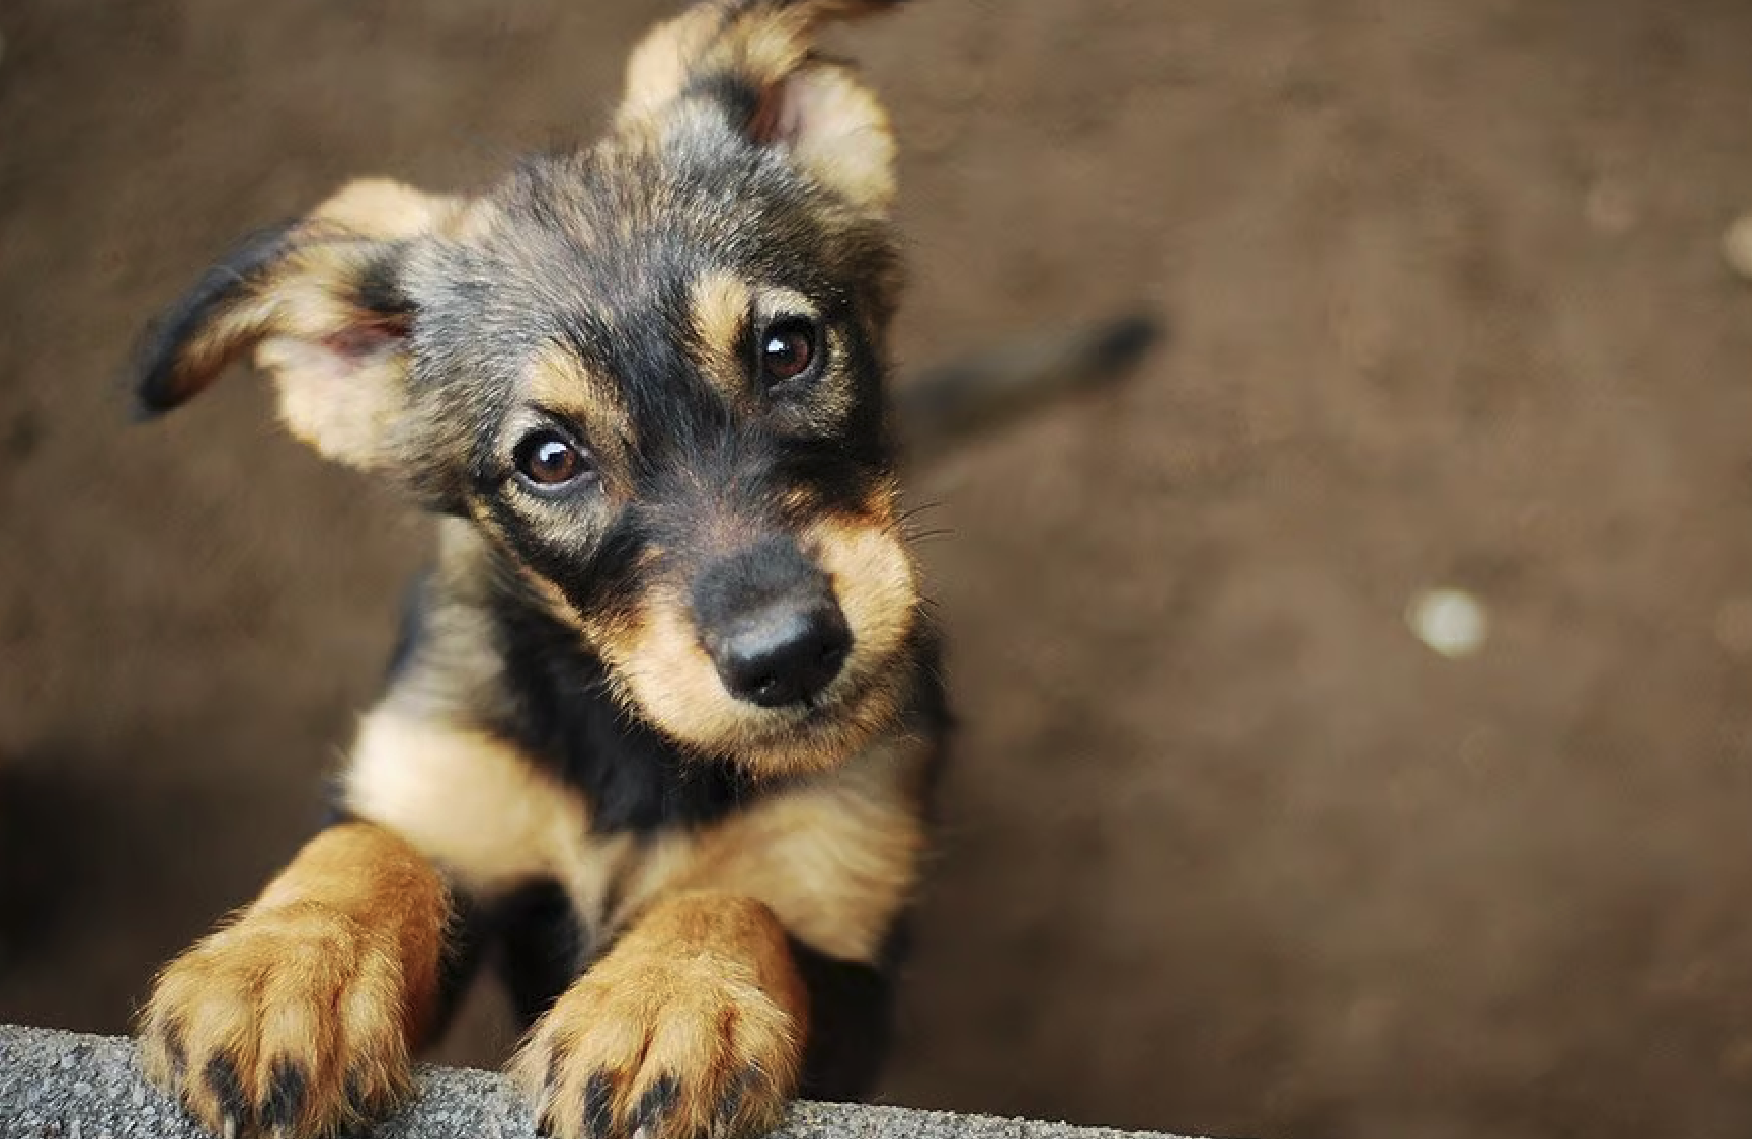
896 500 946 526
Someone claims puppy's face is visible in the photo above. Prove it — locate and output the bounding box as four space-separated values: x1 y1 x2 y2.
428 128 916 776
133 1 920 777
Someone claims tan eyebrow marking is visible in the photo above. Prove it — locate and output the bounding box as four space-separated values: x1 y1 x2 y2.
523 343 637 487
689 272 756 408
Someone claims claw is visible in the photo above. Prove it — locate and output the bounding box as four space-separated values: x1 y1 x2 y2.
583 1071 616 1139
632 1074 680 1136
715 1068 756 1128
262 1059 308 1132
207 1055 251 1136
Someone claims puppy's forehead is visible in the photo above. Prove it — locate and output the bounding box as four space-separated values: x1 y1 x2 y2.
406 116 898 477
465 147 827 382
505 135 819 276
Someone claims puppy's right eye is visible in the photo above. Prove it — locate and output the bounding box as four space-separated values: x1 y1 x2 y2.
512 429 595 493
757 316 823 388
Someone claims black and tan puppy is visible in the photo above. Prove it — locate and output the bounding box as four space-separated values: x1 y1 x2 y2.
127 3 1151 1138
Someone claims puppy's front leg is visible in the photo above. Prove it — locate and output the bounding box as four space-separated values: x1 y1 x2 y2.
513 890 807 1139
138 822 453 1139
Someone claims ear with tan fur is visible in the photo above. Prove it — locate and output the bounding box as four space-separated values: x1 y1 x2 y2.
619 0 908 215
132 179 459 469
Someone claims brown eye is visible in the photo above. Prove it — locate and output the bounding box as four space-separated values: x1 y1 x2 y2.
759 317 821 386
512 429 594 492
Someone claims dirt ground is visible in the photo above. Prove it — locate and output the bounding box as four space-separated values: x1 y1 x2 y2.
7 1 1752 1136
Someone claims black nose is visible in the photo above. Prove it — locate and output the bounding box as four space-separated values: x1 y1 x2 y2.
716 601 852 707
693 537 853 708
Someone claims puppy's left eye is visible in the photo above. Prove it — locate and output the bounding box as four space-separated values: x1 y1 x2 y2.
758 317 823 387
512 429 595 493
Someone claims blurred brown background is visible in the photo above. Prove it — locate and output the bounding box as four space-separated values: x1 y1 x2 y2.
7 1 1752 1137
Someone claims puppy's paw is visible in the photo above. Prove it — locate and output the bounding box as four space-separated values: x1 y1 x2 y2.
138 901 414 1139
511 897 805 1139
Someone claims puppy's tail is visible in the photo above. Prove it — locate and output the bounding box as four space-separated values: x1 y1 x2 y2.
895 313 1163 466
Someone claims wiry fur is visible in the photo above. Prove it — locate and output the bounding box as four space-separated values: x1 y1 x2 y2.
127 3 1153 1138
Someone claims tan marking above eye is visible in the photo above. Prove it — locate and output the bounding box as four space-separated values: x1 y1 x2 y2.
522 345 635 484
690 277 841 406
689 272 754 386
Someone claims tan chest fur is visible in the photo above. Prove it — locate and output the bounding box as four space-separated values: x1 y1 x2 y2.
340 706 930 963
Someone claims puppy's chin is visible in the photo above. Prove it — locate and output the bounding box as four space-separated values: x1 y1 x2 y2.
722 662 914 778
600 604 916 779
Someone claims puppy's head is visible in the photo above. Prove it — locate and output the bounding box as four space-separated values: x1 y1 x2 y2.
133 0 920 778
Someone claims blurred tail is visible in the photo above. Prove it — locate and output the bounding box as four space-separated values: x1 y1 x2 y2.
895 313 1163 466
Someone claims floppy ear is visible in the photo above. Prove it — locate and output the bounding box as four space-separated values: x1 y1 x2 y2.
618 0 907 215
132 179 460 470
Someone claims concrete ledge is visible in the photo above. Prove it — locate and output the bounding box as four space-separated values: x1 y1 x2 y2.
0 1025 1190 1139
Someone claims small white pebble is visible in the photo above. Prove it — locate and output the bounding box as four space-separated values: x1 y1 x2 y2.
1724 214 1752 283
1406 587 1488 659
1585 179 1637 235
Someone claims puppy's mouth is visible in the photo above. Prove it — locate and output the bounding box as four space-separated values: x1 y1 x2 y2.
601 598 914 778
728 639 901 733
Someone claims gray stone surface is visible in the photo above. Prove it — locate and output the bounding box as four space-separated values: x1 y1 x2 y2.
0 1025 1192 1139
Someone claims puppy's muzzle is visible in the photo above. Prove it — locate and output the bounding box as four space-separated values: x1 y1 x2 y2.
692 536 852 708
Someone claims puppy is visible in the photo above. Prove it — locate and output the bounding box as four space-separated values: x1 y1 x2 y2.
127 3 1152 1138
